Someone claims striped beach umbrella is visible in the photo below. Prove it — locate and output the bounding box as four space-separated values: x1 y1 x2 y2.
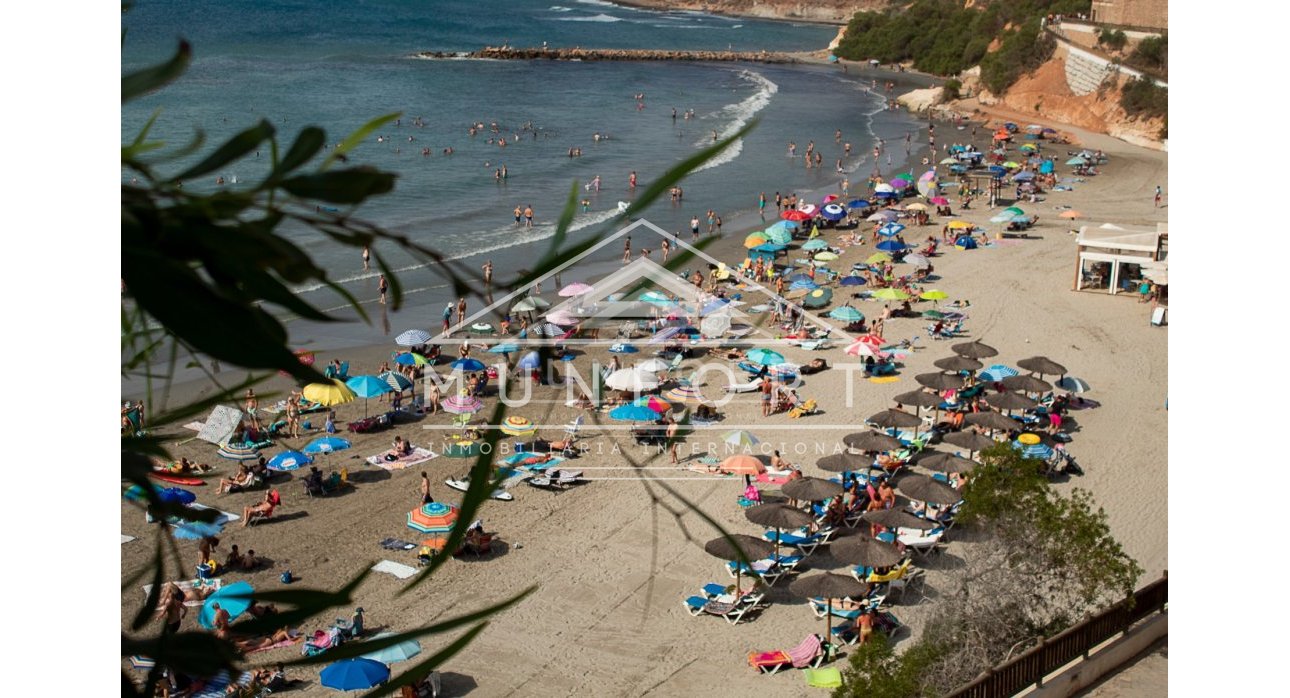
634 395 673 413
721 430 760 448
558 282 593 297
828 306 864 322
546 309 579 326
500 416 536 437
666 384 705 404
395 329 432 346
379 371 414 392
979 364 1019 382
408 502 459 535
442 394 483 415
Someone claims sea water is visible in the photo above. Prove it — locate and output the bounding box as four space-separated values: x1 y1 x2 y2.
122 0 929 350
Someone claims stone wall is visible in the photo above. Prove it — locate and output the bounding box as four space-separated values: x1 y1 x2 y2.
1090 0 1168 31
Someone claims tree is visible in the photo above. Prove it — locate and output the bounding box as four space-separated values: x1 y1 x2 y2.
1098 28 1128 51
1130 34 1167 73
835 444 1142 696
121 35 748 697
941 79 962 102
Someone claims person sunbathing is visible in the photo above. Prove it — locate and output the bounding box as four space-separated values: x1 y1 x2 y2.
828 597 869 611
234 627 296 652
246 602 279 619
384 436 411 460
241 492 278 527
218 466 254 494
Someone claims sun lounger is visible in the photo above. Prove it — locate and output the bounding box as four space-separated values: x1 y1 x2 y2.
762 530 826 555
747 633 826 674
682 590 765 624
724 377 764 394
831 610 903 645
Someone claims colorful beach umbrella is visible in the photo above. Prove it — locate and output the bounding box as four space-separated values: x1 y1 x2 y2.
500 415 537 436
803 287 834 307
871 288 910 301
408 501 459 534
393 352 429 367
744 232 770 249
665 384 705 403
929 196 949 205
303 380 356 407
828 306 864 322
395 329 431 346
820 204 847 221
320 658 390 691
558 282 593 297
610 404 663 422
978 364 1019 382
633 395 673 413
782 209 811 222
379 371 414 393
442 393 483 415
919 290 949 300
798 204 818 216
199 581 254 629
746 348 785 366
764 228 792 245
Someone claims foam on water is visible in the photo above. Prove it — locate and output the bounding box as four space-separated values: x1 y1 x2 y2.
554 13 623 22
692 69 778 173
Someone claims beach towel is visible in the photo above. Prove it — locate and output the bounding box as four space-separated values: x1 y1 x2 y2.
755 473 790 486
189 503 240 524
519 456 565 472
183 421 206 433
367 447 437 470
142 579 224 607
868 376 900 384
371 560 419 580
196 406 244 445
380 538 418 551
121 535 136 545
804 667 842 689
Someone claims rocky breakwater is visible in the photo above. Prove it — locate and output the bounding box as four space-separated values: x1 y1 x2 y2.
416 46 800 64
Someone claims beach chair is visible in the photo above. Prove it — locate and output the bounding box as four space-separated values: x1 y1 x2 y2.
682 590 765 625
246 491 281 526
898 527 945 557
563 416 584 440
302 627 343 656
747 634 826 674
885 568 927 605
762 530 826 556
787 399 819 419
723 377 764 394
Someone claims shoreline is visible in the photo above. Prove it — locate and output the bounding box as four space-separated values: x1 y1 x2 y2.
607 0 850 26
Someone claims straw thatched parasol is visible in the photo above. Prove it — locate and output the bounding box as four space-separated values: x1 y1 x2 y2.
951 340 999 359
916 372 965 391
843 431 903 453
941 431 996 453
817 451 872 472
933 356 984 372
896 474 963 505
1016 356 1067 376
783 477 844 503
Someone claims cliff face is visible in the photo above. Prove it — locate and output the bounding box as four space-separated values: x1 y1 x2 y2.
613 0 891 25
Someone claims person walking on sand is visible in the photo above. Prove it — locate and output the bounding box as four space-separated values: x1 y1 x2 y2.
378 275 388 305
442 303 453 335
1154 185 1162 208
622 235 632 263
420 471 434 505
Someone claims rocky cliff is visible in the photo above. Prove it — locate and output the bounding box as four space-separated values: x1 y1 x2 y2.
612 0 891 25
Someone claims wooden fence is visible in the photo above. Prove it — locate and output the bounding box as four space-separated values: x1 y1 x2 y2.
945 573 1168 698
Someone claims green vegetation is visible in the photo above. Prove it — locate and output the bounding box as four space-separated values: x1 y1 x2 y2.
1097 27 1128 51
1130 34 1167 73
1120 75 1168 120
833 0 1087 91
979 19 1055 94
834 444 1141 696
941 78 962 102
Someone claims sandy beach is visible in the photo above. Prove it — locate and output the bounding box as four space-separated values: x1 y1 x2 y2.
122 108 1167 696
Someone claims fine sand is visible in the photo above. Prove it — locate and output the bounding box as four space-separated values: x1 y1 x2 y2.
122 116 1167 696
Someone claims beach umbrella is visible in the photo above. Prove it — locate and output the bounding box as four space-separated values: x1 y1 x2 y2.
608 343 638 354
546 309 579 326
558 282 594 297
893 390 943 409
320 658 390 691
866 252 892 264
978 364 1019 382
123 484 196 505
304 436 351 455
1013 171 1035 182
839 275 866 287
814 251 839 262
605 368 659 392
408 501 459 534
764 228 793 245
904 254 930 268
393 352 430 368
876 240 910 253
831 534 905 568
789 279 820 292
782 209 811 222
745 232 770 249
896 474 962 506
633 394 673 412
746 348 785 366
929 196 950 205
1057 376 1092 393
499 415 536 437
942 431 995 453
964 411 1018 432
1014 437 1054 460
360 632 422 664
199 581 254 630
867 409 922 430
449 358 487 372
704 534 775 593
303 380 356 407
441 441 484 459
889 178 910 190
666 384 705 404
862 509 937 530
867 211 898 222
870 288 909 301
903 203 928 212
877 223 905 237
516 351 542 370
951 340 999 359
395 329 432 346
1058 210 1083 219
441 393 483 415
828 306 864 323
1002 374 1053 394
1066 157 1086 166
798 204 819 216
914 451 978 474
378 371 414 393
802 238 829 252
783 477 844 503
511 296 550 313
486 343 520 355
1016 356 1067 376
919 290 949 301
847 199 870 209
803 287 834 308
267 450 311 472
171 519 225 541
531 322 566 338
346 375 393 417
842 431 902 453
984 391 1037 412
722 430 760 448
747 503 816 559
923 310 947 320
915 372 964 391
873 183 895 194
816 451 871 472
990 211 1019 224
938 157 958 165
933 356 982 372
718 454 765 476
1002 206 1026 216
946 220 974 230
821 194 839 204
821 204 847 221
790 572 872 640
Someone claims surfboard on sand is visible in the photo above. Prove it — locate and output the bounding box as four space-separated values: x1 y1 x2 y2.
149 472 205 486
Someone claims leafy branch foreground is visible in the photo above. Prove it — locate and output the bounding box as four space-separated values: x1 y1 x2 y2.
122 36 757 696
835 445 1142 697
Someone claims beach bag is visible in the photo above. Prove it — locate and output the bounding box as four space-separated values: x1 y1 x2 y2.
281 570 294 584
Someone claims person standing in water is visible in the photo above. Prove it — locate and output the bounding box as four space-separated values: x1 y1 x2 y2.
758 192 766 220
622 236 632 264
524 204 534 228
482 260 493 287
628 171 637 189
362 246 370 270
378 275 388 305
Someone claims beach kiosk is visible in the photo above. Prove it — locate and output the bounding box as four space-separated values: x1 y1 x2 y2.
1072 223 1167 296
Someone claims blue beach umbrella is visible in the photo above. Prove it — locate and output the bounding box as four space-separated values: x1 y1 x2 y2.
450 358 486 372
1039 160 1055 174
876 240 910 253
828 306 864 322
378 371 413 392
393 353 428 367
979 364 1020 382
873 191 898 200
802 239 829 251
517 351 542 370
487 343 520 354
789 279 819 291
304 436 351 455
360 633 422 664
839 275 866 287
752 243 786 253
320 658 390 691
990 211 1019 224
199 581 254 629
267 450 311 472
124 485 196 505
988 165 1008 177
746 348 785 366
610 404 663 422
346 375 392 399
820 204 847 221
1066 157 1087 166
846 199 870 209
1013 171 1035 182
877 223 905 237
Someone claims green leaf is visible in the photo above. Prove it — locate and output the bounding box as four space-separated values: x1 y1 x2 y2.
122 40 191 102
170 119 275 182
280 167 397 204
274 126 326 177
321 112 401 170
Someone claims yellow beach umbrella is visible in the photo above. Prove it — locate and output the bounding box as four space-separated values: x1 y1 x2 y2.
947 220 973 230
814 251 839 261
904 203 928 211
303 380 356 406
866 252 892 264
920 290 949 300
744 232 769 249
